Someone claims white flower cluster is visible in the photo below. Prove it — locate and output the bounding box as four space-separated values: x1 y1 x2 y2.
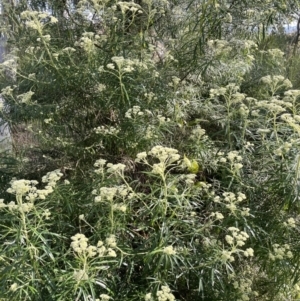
112 203 127 212
106 234 117 247
260 75 292 93
269 244 293 261
221 227 253 263
239 103 250 116
270 97 292 109
96 83 106 93
107 163 126 175
162 245 176 255
145 125 158 140
94 185 129 203
207 39 232 56
7 170 62 205
280 114 300 136
10 283 18 292
94 158 107 174
1 56 17 77
221 249 235 262
96 294 111 301
37 34 51 42
225 227 250 247
273 141 293 156
145 285 175 301
7 179 36 196
210 211 224 220
125 105 144 119
284 89 300 99
42 169 63 187
43 209 51 220
62 47 76 53
214 192 249 216
1 85 14 96
144 92 157 102
267 48 284 58
157 114 171 124
17 91 34 104
73 269 89 281
210 83 242 100
168 76 180 87
117 1 143 14
94 125 120 136
3 171 62 213
283 217 296 228
71 233 94 256
75 32 102 54
157 286 175 301
179 174 197 185
71 233 118 258
256 99 286 115
231 92 246 103
189 125 207 142
149 146 181 164
233 277 255 301
210 87 227 97
218 150 243 172
5 199 34 213
136 146 180 164
20 10 57 32
112 56 134 72
105 56 148 73
135 146 180 175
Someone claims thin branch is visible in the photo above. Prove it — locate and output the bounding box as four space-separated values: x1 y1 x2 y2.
293 16 300 55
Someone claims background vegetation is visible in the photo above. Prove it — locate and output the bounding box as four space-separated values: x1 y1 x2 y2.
1 0 300 300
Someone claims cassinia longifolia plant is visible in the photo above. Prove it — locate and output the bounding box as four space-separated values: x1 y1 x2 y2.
1 0 300 300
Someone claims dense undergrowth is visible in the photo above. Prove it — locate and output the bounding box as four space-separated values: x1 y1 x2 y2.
1 0 300 300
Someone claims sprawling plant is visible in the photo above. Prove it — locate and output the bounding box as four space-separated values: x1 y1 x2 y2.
1 0 300 301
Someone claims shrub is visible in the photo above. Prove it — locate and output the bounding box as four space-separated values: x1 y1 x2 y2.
1 0 300 300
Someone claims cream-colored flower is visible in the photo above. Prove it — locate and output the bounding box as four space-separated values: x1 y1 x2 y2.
73 269 88 281
244 248 254 257
7 179 31 196
135 152 147 162
10 283 18 292
107 63 115 70
100 294 111 301
221 250 234 262
107 248 117 257
42 169 63 187
98 245 106 257
87 245 98 257
100 187 118 201
0 199 6 209
43 209 51 220
113 203 127 212
152 162 165 175
145 293 153 301
163 245 176 255
106 163 126 174
210 211 224 220
71 233 89 254
225 235 234 245
156 285 175 301
106 234 117 247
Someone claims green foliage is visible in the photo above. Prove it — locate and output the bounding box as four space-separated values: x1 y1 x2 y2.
1 0 300 300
